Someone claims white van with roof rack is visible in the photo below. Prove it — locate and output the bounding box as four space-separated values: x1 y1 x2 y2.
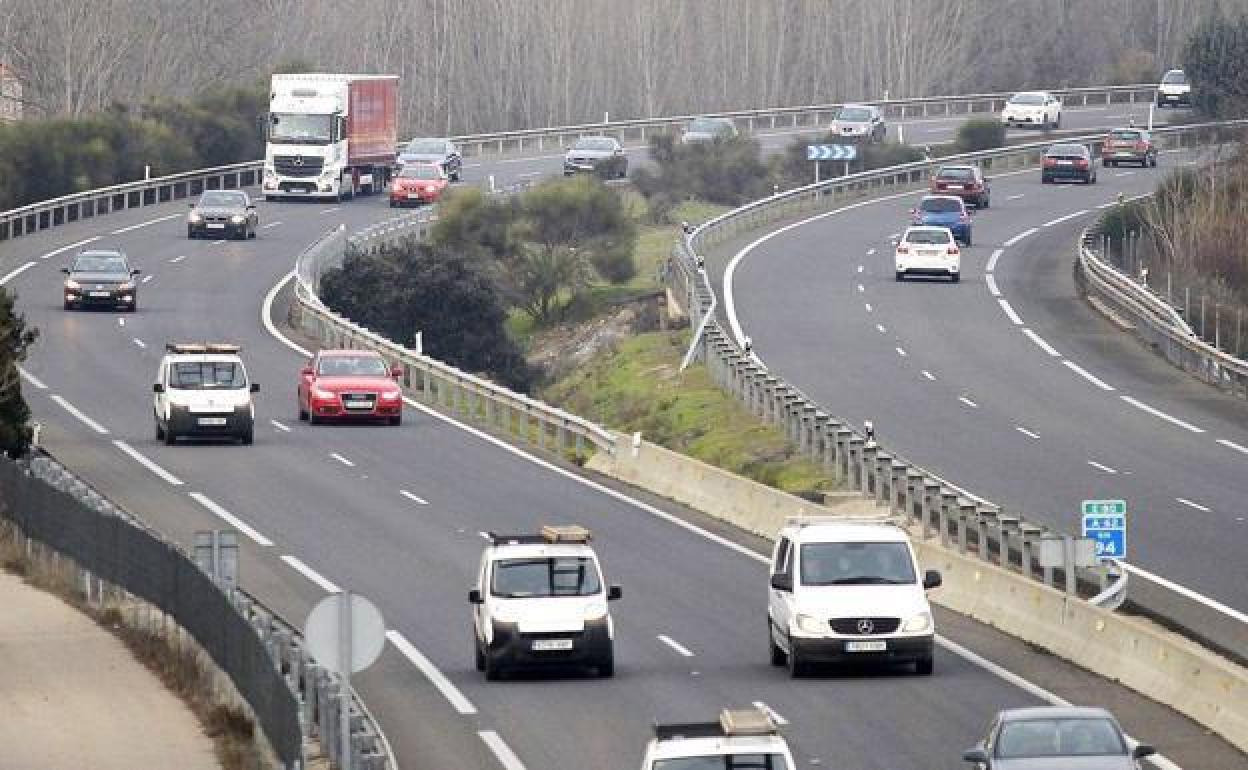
153 343 259 445
641 707 796 770
767 516 941 676
469 525 621 679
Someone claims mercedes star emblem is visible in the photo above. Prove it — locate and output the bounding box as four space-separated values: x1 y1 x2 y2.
856 618 875 634
293 156 304 166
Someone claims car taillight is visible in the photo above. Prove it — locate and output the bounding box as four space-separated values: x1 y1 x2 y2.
935 182 946 189
1135 142 1148 151
391 182 402 191
1075 158 1089 168
1043 158 1056 167
967 183 981 191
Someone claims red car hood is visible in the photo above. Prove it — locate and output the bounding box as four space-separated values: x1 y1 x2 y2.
314 376 400 392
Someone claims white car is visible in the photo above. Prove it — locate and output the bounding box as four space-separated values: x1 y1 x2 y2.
767 516 942 676
895 226 961 282
1156 68 1191 107
153 343 259 445
1000 91 1062 129
469 525 621 679
641 708 797 770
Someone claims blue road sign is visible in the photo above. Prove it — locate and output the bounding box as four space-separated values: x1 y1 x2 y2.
1081 499 1127 558
807 144 858 161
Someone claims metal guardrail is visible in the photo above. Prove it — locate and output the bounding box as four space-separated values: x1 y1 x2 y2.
672 118 1248 665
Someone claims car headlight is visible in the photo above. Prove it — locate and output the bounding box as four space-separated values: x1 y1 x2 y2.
188 212 202 223
794 613 826 635
119 281 136 291
901 611 933 633
312 387 335 400
65 280 81 290
230 214 245 224
380 391 401 400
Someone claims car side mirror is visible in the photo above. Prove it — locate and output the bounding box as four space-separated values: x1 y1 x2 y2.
1132 745 1156 759
152 383 164 393
390 365 403 378
608 585 622 601
961 747 989 763
770 573 793 592
60 267 70 274
300 366 313 378
468 589 483 604
250 383 260 393
131 268 141 276
923 570 942 590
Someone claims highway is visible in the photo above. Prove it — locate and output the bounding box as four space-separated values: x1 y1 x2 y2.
3 102 1237 770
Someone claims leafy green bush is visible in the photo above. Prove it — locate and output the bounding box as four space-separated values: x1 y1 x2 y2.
632 133 772 209
0 287 38 457
955 118 1007 153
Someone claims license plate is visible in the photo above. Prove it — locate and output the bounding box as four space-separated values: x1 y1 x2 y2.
345 401 374 410
89 291 111 297
1116 151 1133 156
944 184 963 190
207 223 225 229
845 640 887 652
198 417 227 426
1058 160 1073 166
531 639 573 651
407 193 421 199
919 249 940 257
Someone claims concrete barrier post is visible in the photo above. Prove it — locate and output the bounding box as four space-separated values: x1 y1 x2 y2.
784 394 802 443
811 412 830 465
762 376 780 423
799 405 817 455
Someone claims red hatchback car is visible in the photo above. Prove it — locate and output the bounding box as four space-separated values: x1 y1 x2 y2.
298 350 404 425
929 165 991 208
389 163 450 207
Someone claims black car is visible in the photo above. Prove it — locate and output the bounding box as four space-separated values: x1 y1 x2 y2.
62 249 140 311
187 190 258 240
398 138 463 181
1041 144 1097 184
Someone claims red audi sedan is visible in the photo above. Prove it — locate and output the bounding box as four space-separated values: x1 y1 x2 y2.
297 350 404 425
389 163 450 207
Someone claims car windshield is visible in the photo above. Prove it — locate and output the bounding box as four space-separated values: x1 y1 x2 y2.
920 198 962 213
937 167 975 180
1047 145 1086 157
169 361 246 389
1163 71 1186 84
837 107 872 121
1009 93 1046 105
317 355 389 377
399 165 442 180
653 755 792 769
72 255 128 273
199 191 246 208
799 542 916 585
905 229 953 245
269 112 332 143
997 718 1126 758
574 138 616 151
1109 130 1141 141
491 557 602 598
689 118 729 134
406 139 448 154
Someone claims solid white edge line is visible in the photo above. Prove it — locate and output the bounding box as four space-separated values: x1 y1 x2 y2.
280 555 341 593
1175 497 1210 513
111 213 180 234
1042 209 1089 228
39 236 100 260
263 272 313 356
984 274 1001 296
17 365 46 390
1122 562 1248 624
0 260 36 285
1006 194 1025 200
330 452 355 467
385 630 478 715
1015 426 1040 439
478 730 527 770
1217 438 1248 455
1087 460 1118 474
1003 227 1037 247
399 489 429 505
50 394 109 434
1021 328 1061 357
1119 395 1205 433
752 701 789 726
261 221 282 229
1063 360 1116 391
998 299 1023 325
189 491 274 546
112 440 183 485
657 634 695 657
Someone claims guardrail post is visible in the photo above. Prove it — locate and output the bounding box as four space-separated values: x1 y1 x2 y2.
920 480 942 540
847 435 864 491
835 428 854 481
997 514 1020 569
889 461 907 514
874 451 892 507
904 470 923 523
862 442 878 497
557 418 568 454
799 405 817 455
940 490 959 547
976 505 999 562
957 500 977 555
1019 522 1044 580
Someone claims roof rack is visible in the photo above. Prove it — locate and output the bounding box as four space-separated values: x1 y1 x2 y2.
653 708 777 741
784 514 898 528
487 525 593 547
165 343 242 354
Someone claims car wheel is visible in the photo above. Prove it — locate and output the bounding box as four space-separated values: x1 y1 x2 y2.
239 425 254 445
451 169 461 182
155 420 164 441
127 302 137 313
895 271 905 282
388 200 396 208
598 647 615 678
951 272 961 283
1149 155 1157 168
980 193 990 209
786 639 807 678
308 412 319 426
389 415 402 427
187 228 196 239
164 426 177 446
298 401 308 421
964 233 972 247
915 656 934 676
483 649 503 681
769 621 786 666
1054 113 1061 129
63 300 74 311
1041 174 1051 184
1088 173 1097 184
249 224 257 239
474 638 486 672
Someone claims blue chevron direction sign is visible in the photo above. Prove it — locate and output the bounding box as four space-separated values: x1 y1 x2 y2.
807 143 857 161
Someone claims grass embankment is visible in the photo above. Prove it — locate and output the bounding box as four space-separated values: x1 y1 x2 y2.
543 330 839 500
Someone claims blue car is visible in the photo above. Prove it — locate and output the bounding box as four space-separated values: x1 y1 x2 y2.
911 195 972 246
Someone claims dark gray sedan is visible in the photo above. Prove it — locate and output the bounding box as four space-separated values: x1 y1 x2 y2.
187 190 258 240
563 136 627 177
963 707 1156 769
62 249 140 311
398 138 462 181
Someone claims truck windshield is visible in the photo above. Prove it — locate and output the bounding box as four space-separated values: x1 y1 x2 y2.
270 113 333 144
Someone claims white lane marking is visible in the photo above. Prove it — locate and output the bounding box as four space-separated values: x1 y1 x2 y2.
1063 360 1116 391
866 248 876 256
921 370 936 381
1120 395 1204 433
998 299 1023 325
984 274 1001 296
1006 194 1025 201
958 396 979 409
1176 497 1210 512
141 275 153 284
986 249 1003 272
478 731 526 770
864 303 873 313
261 221 282 229
1088 460 1119 474
0 261 36 285
1021 328 1061 357
50 395 109 434
1096 201 1117 209
330 452 355 467
1042 210 1089 227
895 347 907 357
857 265 864 273
321 207 341 214
270 419 291 432
281 555 341 593
132 338 146 349
111 213 180 234
189 492 274 546
752 701 789 726
399 489 429 505
1114 170 1137 177
17 366 46 390
1003 228 1037 247
657 634 695 657
1016 426 1040 439
386 631 477 715
1217 438 1248 455
888 232 901 240
112 440 182 485
39 236 99 260
875 324 887 334
516 171 543 178
856 283 865 293
210 239 226 246
169 255 187 263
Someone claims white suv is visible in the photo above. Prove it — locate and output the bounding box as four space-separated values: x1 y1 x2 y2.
767 517 941 677
641 708 796 770
469 525 621 680
1157 68 1191 107
895 225 961 283
153 343 259 445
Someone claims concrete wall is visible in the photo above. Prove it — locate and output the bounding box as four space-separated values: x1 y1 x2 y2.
591 438 1248 754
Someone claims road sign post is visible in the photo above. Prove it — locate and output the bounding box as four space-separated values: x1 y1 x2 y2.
1081 499 1127 559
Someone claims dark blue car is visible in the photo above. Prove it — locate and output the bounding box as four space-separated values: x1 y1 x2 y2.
911 195 972 246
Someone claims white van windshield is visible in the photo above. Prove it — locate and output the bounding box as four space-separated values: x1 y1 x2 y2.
799 542 916 586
